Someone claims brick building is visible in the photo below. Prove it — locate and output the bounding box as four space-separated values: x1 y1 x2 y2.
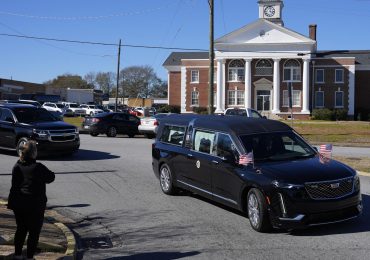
0 78 45 100
164 0 370 119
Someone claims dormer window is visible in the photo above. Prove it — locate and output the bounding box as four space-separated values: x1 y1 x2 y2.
228 60 245 82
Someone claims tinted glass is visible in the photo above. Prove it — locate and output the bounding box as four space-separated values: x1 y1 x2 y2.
69 104 78 108
56 104 65 108
12 107 57 123
160 125 185 146
0 108 14 122
251 110 262 118
215 133 238 161
193 130 215 154
239 132 315 162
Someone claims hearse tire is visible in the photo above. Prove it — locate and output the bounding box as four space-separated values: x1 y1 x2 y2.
159 164 177 195
247 188 271 232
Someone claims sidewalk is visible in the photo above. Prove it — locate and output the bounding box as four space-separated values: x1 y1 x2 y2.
0 200 76 260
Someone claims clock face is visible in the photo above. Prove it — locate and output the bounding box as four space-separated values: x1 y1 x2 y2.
264 6 276 17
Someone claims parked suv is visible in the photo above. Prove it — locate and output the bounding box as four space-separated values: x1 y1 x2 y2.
0 103 80 156
63 102 85 117
224 107 264 118
152 115 362 232
79 104 104 116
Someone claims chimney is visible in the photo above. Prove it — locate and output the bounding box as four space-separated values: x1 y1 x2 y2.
309 24 317 41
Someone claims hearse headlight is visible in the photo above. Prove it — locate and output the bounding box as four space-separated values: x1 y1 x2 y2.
272 180 304 189
33 129 49 139
354 173 360 192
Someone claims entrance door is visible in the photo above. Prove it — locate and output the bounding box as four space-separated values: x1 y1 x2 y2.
256 90 271 112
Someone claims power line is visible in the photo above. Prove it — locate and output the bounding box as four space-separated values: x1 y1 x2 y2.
0 3 176 21
0 32 208 51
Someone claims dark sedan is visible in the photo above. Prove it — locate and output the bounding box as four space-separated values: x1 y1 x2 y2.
82 112 140 137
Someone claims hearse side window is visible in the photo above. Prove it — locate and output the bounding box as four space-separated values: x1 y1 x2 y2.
215 133 239 161
193 130 216 154
160 125 186 146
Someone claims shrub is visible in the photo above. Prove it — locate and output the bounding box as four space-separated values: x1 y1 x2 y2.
356 108 370 121
157 105 180 113
333 109 348 121
312 109 334 120
192 107 208 114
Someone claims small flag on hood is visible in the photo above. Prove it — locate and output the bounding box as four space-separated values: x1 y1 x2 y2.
319 144 333 158
239 151 254 166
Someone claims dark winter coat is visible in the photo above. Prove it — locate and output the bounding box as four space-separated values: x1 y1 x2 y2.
7 160 55 210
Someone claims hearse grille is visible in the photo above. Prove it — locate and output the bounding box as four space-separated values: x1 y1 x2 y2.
305 177 354 200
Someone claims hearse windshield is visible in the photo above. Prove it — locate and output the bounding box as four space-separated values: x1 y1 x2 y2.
13 107 57 123
239 131 316 162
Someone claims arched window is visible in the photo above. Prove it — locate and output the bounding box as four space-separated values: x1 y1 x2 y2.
255 59 272 76
283 59 301 81
228 60 245 82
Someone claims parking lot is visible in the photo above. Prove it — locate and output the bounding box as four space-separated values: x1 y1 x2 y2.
1 134 370 259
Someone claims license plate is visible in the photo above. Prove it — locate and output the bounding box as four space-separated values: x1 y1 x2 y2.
84 126 90 129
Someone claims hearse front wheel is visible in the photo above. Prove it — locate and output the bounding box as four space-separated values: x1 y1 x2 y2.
247 188 271 232
159 164 177 195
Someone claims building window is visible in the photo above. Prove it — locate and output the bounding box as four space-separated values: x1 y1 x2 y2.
228 60 245 82
191 91 199 106
315 91 324 108
191 70 199 83
335 91 344 108
255 59 273 76
283 90 301 107
315 69 325 83
283 59 301 82
228 90 244 106
335 69 344 83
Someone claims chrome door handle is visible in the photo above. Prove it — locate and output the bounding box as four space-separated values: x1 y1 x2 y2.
212 160 219 164
187 154 193 158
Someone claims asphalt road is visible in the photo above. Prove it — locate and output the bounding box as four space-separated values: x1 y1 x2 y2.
0 135 369 259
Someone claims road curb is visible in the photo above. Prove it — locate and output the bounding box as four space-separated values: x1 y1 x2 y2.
0 199 77 260
358 171 370 177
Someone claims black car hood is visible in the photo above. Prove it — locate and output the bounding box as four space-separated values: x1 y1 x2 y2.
27 121 76 130
258 156 355 184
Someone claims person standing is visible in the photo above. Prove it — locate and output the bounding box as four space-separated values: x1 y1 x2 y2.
7 140 55 260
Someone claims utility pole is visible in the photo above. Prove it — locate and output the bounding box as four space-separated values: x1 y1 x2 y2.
208 0 214 115
115 39 121 112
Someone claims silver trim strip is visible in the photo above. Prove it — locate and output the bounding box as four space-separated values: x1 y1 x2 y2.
278 193 287 214
177 180 238 205
279 214 305 221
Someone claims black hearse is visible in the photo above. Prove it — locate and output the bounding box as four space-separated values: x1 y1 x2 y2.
152 115 362 232
0 103 80 156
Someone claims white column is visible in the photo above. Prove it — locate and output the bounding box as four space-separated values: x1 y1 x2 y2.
220 60 226 111
272 58 281 113
244 58 252 108
215 59 223 113
348 65 355 116
180 66 187 113
302 58 310 113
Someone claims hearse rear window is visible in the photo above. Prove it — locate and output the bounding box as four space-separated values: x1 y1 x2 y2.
160 125 186 146
193 130 215 154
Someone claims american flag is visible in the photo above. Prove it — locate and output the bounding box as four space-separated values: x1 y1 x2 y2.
239 151 254 166
319 144 333 158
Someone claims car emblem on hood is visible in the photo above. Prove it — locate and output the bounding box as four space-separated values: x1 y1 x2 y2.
330 183 340 189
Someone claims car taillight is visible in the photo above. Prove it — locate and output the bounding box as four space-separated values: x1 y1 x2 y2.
153 120 159 126
92 118 100 123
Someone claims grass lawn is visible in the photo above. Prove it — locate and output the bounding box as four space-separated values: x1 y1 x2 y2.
333 156 370 173
285 120 370 147
63 116 84 128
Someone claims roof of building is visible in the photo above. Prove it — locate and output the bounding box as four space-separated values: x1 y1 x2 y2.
163 52 208 66
163 50 370 67
160 114 292 135
315 50 370 65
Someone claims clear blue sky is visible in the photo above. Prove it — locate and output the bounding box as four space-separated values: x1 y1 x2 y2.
0 0 369 84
